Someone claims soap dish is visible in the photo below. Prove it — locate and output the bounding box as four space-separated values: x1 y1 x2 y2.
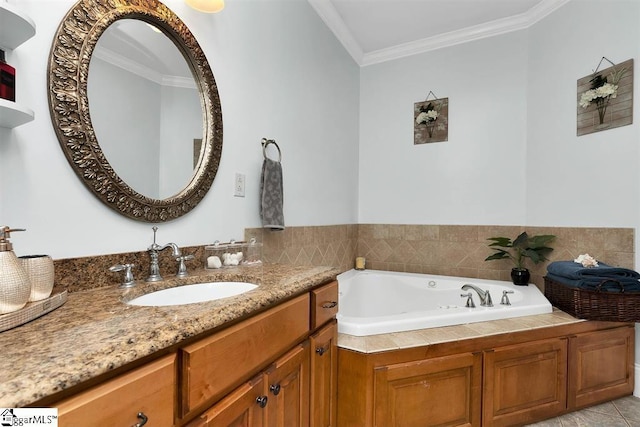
0 291 67 333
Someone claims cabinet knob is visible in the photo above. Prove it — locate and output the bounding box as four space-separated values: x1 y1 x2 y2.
316 346 327 356
321 301 337 309
133 412 148 427
269 383 281 395
256 395 268 408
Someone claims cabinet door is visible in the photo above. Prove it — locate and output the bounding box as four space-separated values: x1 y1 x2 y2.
483 338 567 427
374 352 482 427
264 342 310 427
187 374 266 427
569 326 634 409
56 354 175 427
181 294 310 416
310 320 338 427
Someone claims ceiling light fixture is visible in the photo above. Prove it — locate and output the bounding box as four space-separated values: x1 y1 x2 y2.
185 0 224 13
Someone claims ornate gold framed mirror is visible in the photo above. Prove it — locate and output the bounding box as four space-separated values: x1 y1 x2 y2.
48 0 223 222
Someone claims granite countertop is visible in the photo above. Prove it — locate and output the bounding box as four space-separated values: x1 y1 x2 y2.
0 263 339 408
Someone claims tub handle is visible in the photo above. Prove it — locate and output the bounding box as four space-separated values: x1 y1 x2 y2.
501 290 514 305
460 292 475 308
321 301 338 309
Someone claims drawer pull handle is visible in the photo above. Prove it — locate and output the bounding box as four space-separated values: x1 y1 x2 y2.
133 412 148 427
270 384 281 395
316 346 327 356
256 395 268 408
321 301 337 309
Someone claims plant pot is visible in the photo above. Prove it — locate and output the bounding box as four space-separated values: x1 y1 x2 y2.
511 268 530 286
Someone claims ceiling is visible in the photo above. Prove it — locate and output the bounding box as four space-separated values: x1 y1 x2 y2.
308 0 569 66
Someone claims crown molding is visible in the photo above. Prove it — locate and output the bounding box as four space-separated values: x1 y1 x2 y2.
309 0 570 67
93 46 196 89
307 0 364 65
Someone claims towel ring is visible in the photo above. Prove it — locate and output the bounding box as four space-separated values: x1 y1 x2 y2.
261 138 282 162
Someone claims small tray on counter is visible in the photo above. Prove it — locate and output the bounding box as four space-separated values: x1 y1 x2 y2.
0 291 68 332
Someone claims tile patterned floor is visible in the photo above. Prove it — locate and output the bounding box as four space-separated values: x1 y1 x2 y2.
525 396 640 427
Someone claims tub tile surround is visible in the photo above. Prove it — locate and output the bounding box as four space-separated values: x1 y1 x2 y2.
357 225 635 288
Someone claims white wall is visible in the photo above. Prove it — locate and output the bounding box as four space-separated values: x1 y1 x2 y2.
359 32 529 225
0 0 360 259
526 0 640 228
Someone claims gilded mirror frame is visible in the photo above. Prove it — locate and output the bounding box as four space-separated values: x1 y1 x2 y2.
48 0 223 222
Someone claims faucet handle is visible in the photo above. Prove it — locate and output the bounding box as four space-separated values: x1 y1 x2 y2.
501 290 514 305
484 290 493 307
460 292 475 308
176 254 195 278
109 263 136 288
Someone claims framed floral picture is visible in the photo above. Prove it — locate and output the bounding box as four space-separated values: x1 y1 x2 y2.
414 97 448 144
577 58 633 136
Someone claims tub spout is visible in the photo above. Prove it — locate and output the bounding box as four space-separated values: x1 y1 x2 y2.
461 284 493 307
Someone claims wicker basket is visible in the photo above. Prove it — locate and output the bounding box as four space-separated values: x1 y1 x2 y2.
544 276 640 322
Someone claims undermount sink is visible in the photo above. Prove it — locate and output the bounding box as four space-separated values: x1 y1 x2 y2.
127 281 258 306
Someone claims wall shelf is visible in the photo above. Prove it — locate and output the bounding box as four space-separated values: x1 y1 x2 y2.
0 3 36 50
0 3 36 128
0 98 35 128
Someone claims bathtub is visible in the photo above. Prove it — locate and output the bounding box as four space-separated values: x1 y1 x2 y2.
336 269 553 336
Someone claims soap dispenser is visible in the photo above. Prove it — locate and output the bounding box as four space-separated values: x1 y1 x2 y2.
0 226 31 314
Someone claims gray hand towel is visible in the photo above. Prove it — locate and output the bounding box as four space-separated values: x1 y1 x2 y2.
260 158 284 230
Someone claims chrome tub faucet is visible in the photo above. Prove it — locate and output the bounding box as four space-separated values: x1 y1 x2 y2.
461 284 493 307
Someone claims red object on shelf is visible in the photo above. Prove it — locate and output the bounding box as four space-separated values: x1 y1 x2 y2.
0 49 16 102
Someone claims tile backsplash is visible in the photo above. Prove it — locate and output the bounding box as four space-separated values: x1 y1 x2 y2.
52 224 633 292
247 224 634 289
356 225 634 288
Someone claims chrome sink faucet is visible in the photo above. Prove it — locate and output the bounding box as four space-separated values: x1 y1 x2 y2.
461 284 493 307
146 226 182 282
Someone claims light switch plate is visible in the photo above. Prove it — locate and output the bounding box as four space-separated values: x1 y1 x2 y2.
234 173 245 197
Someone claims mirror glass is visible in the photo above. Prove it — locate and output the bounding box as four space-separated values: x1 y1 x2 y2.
88 19 203 199
48 0 223 222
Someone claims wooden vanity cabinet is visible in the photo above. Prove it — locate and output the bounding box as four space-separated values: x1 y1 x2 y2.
56 354 176 427
49 280 338 427
180 294 311 418
186 280 339 427
190 343 310 427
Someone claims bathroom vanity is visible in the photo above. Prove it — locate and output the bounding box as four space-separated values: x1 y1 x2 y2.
0 264 339 427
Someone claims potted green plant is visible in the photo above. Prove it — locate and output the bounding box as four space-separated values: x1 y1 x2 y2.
484 232 556 285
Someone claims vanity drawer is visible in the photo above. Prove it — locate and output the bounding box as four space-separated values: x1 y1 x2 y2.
311 281 338 330
56 354 176 427
180 293 310 416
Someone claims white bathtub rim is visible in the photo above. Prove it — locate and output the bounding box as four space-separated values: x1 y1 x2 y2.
336 269 553 336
